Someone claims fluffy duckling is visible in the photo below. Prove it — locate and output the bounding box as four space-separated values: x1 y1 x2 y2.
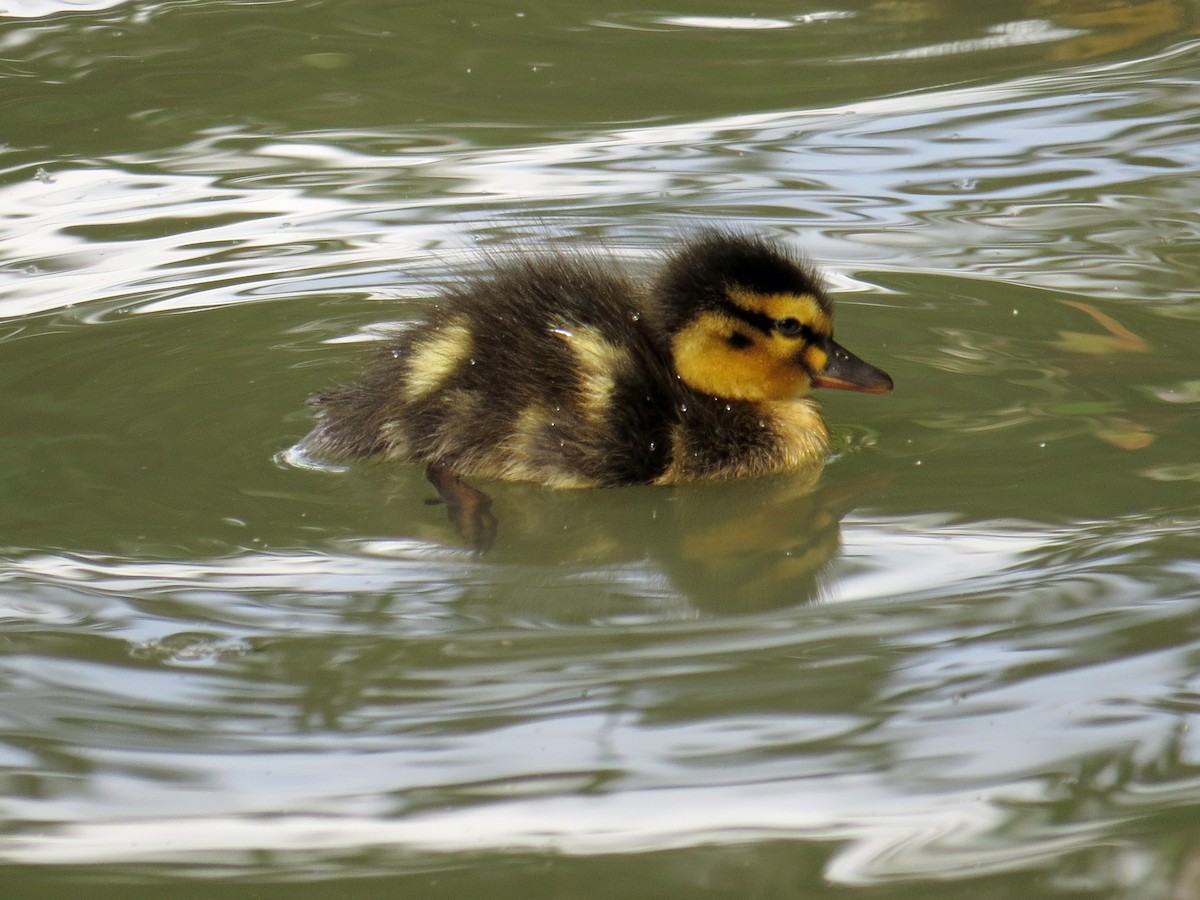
302 231 892 545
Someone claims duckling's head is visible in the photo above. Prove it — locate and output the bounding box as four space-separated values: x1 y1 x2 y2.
656 232 893 401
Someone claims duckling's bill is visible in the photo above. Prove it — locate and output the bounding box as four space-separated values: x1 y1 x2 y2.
809 339 894 394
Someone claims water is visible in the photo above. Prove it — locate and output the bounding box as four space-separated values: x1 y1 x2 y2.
2 1 1199 896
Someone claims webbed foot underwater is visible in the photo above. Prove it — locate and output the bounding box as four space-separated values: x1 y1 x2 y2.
301 231 893 549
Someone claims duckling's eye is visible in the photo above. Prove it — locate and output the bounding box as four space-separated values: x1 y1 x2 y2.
775 318 806 338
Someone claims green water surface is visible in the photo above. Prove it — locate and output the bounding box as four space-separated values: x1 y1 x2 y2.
2 1 1200 897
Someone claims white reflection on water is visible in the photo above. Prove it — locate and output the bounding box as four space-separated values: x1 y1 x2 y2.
0 512 1190 626
656 15 797 31
1 40 1196 321
854 19 1084 60
1 513 1198 883
828 514 1053 604
0 514 1145 627
0 0 131 17
0 779 1039 882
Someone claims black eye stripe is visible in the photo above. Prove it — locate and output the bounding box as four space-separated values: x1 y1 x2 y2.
718 297 821 342
718 299 775 334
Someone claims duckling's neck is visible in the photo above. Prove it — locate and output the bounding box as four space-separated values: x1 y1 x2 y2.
654 395 829 484
762 398 831 468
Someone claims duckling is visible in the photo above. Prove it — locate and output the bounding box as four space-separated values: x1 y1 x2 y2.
301 231 892 547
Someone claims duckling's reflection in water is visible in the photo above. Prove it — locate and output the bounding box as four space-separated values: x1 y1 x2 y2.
419 464 886 613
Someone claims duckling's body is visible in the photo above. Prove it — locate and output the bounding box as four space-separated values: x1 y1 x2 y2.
302 232 891 490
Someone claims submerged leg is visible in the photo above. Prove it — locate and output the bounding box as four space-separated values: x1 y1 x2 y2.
426 461 498 553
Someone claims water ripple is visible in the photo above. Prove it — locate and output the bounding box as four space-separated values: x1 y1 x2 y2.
2 513 1198 881
2 40 1196 322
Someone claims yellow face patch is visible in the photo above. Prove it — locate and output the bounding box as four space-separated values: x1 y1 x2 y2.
672 312 811 401
672 281 840 401
802 344 828 374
